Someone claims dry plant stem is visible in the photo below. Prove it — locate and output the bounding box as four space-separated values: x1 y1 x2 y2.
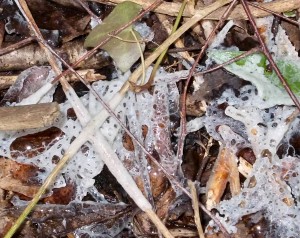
177 0 238 161
188 180 205 238
0 103 60 130
248 1 300 26
240 0 300 110
0 41 109 71
93 0 300 19
0 36 35 56
168 46 202 53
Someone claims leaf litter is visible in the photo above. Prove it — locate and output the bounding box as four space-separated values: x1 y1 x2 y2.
0 0 300 237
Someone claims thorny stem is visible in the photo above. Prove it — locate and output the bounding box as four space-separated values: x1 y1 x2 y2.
240 0 300 110
177 0 238 162
247 1 300 26
0 36 36 56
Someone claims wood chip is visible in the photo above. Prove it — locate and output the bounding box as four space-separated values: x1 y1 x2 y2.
0 102 60 131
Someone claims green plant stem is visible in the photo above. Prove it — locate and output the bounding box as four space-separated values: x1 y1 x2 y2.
130 0 188 92
130 29 146 84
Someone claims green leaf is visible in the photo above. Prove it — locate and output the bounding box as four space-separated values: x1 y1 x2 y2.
283 10 296 18
84 1 143 72
208 50 300 107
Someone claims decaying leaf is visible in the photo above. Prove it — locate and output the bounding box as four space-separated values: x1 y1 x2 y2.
84 1 144 72
0 157 41 197
206 146 240 210
1 202 132 237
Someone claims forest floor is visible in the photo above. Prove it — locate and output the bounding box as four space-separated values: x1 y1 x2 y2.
0 0 300 237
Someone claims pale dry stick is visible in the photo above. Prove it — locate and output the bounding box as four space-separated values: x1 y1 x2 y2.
92 0 300 19
177 0 238 163
0 40 110 72
188 180 205 238
240 0 300 110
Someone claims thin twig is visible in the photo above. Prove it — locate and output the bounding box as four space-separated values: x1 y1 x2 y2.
177 0 238 162
75 0 102 24
168 46 202 53
194 46 260 76
248 1 300 26
240 0 300 110
0 36 35 56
